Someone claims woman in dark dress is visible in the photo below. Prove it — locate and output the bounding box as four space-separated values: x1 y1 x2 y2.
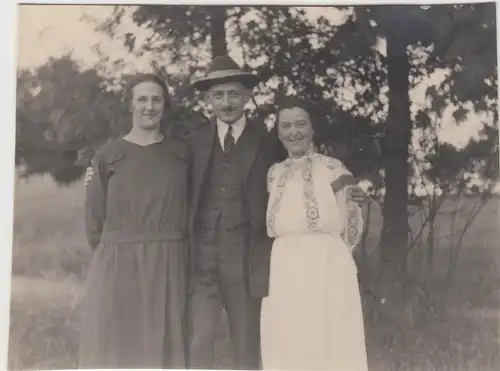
79 74 188 368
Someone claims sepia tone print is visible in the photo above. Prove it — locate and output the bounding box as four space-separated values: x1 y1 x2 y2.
11 3 499 370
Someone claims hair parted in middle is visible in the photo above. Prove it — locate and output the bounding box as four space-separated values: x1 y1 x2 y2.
125 73 172 134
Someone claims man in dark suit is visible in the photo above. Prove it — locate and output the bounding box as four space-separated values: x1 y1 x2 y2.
185 55 275 370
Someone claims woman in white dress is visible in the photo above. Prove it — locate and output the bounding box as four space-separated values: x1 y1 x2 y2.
261 97 368 370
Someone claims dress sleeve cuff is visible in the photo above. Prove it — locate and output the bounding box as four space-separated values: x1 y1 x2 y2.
342 186 364 254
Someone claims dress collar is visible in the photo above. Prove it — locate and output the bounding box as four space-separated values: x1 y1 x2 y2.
287 143 316 163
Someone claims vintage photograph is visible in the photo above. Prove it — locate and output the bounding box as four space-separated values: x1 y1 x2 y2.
10 2 499 370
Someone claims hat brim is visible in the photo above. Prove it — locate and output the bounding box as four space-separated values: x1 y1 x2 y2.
192 72 260 92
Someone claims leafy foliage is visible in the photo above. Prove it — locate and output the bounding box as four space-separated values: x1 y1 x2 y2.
16 4 497 205
16 56 128 184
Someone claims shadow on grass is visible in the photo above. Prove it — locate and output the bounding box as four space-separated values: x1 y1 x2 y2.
7 293 233 370
364 287 500 371
8 290 499 371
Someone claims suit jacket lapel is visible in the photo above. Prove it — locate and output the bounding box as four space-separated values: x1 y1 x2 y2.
193 119 216 209
239 119 261 182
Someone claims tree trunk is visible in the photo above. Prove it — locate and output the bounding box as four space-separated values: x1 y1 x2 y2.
380 33 411 281
209 6 227 57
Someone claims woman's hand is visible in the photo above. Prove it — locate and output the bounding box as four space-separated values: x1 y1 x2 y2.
84 167 95 187
348 185 369 204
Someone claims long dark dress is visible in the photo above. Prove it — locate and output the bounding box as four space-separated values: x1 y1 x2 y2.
79 137 188 369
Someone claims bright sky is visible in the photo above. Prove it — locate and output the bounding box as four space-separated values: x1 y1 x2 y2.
18 5 140 70
17 4 491 150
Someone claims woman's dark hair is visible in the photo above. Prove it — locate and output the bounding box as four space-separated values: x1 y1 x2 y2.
125 73 172 134
271 95 323 162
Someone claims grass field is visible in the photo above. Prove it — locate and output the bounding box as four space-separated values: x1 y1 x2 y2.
8 176 500 370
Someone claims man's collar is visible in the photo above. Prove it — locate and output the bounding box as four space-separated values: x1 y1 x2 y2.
216 115 246 131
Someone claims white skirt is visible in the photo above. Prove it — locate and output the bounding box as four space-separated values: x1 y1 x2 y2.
261 233 368 371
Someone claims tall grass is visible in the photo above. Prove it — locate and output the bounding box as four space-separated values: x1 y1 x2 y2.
12 176 91 280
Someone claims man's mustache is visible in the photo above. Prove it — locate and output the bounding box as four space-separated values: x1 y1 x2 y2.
221 106 236 113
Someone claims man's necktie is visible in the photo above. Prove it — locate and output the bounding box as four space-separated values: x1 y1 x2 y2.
224 125 235 153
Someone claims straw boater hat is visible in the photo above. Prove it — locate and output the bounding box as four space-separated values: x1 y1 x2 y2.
192 55 260 92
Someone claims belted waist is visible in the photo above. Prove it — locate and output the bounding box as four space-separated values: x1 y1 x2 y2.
100 229 186 244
